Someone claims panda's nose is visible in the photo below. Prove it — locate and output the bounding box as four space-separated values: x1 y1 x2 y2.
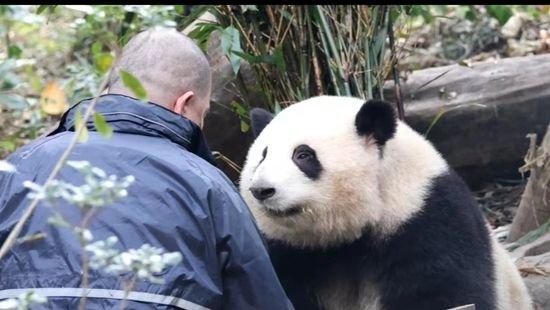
250 187 276 201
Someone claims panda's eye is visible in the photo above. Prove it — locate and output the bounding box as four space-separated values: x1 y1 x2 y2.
296 152 312 160
292 144 322 180
293 145 316 162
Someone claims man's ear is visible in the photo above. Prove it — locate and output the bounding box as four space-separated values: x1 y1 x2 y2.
355 100 397 146
173 91 195 114
250 108 274 138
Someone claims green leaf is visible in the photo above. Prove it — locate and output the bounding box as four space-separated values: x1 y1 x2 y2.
486 5 513 25
231 50 272 65
465 6 477 21
36 5 49 14
94 53 114 75
240 120 250 132
175 5 185 15
0 93 29 110
408 5 433 23
91 41 102 55
36 5 56 15
272 45 286 73
187 22 220 52
74 109 89 143
0 140 15 151
231 101 248 118
220 26 243 74
119 70 147 101
7 45 22 59
93 112 113 138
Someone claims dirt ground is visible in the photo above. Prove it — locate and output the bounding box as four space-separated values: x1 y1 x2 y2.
474 179 526 228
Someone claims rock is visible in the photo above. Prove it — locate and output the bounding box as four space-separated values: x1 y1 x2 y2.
509 233 550 309
524 275 550 309
501 13 526 39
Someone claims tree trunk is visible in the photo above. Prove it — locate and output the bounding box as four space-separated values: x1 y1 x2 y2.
508 124 550 242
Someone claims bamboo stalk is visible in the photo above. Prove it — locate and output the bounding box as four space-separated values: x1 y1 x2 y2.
387 6 405 121
306 9 324 95
315 5 351 96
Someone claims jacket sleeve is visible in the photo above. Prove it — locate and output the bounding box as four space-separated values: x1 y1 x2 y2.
208 183 294 310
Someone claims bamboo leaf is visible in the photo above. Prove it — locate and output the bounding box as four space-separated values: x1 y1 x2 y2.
91 42 102 55
120 70 147 101
175 5 185 15
486 5 513 25
0 141 15 152
273 45 286 72
7 45 22 59
187 22 220 52
220 26 243 74
74 110 89 143
240 120 250 132
93 112 113 138
94 53 114 75
37 5 55 15
424 107 447 138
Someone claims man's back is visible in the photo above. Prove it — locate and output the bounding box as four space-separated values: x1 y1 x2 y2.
0 94 292 309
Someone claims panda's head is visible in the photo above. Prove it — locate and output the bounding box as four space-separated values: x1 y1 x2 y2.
239 96 399 248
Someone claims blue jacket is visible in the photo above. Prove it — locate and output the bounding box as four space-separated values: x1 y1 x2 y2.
0 94 293 310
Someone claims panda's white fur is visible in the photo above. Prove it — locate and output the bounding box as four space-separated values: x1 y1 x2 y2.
490 235 533 310
240 96 532 310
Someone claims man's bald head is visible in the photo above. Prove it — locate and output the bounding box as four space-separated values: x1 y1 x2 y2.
108 28 212 112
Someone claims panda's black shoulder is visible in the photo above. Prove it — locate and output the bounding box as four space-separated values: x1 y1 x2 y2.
420 168 489 231
376 168 496 309
389 168 492 263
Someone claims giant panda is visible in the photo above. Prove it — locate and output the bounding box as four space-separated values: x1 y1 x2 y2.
239 96 533 310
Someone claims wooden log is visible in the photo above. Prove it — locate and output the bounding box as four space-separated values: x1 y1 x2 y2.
384 55 550 188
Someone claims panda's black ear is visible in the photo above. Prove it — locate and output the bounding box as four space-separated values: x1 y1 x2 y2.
250 108 274 138
355 100 397 146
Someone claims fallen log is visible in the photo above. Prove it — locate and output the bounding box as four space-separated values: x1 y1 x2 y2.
384 55 550 188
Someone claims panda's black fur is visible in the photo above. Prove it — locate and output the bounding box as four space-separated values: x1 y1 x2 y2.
267 170 495 310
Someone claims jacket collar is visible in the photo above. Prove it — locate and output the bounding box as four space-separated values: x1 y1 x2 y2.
49 94 216 166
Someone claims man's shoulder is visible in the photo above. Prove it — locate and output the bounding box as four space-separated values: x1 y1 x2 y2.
7 132 72 164
7 130 237 199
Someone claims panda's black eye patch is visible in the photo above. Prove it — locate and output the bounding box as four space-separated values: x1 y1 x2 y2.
292 144 322 180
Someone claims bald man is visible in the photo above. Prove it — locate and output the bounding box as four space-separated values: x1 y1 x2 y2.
0 29 293 310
